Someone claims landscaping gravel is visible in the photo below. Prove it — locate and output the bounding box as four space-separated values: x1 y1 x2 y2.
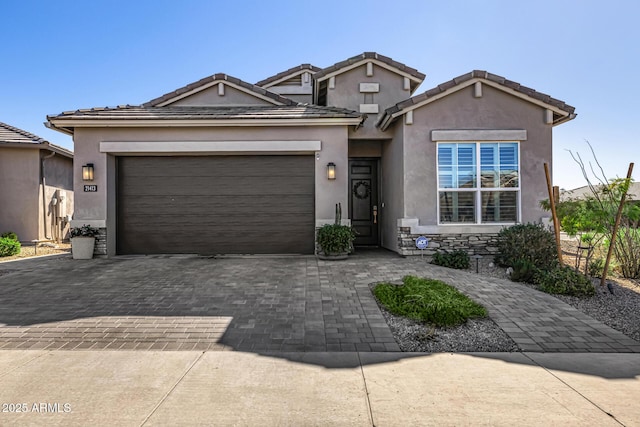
372 258 640 353
378 304 520 352
549 280 640 342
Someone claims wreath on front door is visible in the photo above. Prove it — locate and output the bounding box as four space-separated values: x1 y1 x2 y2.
352 180 371 200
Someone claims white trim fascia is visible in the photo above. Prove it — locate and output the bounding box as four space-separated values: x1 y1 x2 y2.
155 80 286 107
432 130 527 141
48 117 363 128
100 140 322 154
260 69 315 89
398 218 504 234
388 77 571 123
315 58 424 84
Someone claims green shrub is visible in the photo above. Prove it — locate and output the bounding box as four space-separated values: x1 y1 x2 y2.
535 266 595 297
1 231 18 241
316 224 355 254
431 249 470 269
509 259 540 283
495 223 559 270
0 237 21 257
588 258 606 278
70 225 100 238
373 275 487 327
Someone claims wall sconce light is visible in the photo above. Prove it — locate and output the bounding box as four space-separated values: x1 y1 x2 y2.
82 163 94 181
327 162 336 180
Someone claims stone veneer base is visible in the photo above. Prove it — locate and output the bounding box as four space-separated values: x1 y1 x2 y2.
398 227 499 256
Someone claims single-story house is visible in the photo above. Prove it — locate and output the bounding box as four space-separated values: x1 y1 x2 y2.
46 52 576 257
561 182 640 202
0 121 74 242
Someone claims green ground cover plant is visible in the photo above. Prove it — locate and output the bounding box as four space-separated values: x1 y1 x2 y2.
373 275 487 327
431 249 470 269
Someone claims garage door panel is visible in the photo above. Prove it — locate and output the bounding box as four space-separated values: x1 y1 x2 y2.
118 196 315 216
119 229 312 255
119 216 315 228
119 156 313 178
120 177 313 196
117 155 314 254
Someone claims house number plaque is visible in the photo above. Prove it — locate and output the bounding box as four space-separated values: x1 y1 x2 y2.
84 185 98 192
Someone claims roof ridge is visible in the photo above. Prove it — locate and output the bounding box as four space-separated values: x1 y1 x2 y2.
377 70 576 130
313 52 426 81
144 73 298 107
255 63 321 87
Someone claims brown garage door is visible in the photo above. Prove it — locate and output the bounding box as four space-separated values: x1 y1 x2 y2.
117 155 315 254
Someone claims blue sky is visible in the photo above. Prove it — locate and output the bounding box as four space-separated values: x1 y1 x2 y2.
1 0 638 190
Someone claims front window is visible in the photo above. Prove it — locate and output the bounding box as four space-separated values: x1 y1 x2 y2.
438 142 519 224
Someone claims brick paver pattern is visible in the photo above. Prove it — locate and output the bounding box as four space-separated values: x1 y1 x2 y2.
0 251 638 353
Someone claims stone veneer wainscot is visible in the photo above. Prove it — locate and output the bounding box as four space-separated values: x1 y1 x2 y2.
397 227 499 256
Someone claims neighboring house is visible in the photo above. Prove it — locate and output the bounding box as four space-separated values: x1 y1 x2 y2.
46 52 575 257
561 182 640 201
0 122 74 242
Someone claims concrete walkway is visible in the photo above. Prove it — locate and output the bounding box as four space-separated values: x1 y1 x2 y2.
1 350 639 426
0 251 639 353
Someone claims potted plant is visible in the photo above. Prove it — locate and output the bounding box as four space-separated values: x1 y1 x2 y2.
316 203 356 260
70 225 99 259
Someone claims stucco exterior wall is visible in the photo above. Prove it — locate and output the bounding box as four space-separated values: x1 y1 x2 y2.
0 148 73 242
279 94 312 104
170 84 273 106
380 124 404 251
42 153 74 241
348 140 382 158
72 125 350 256
324 64 410 140
0 148 40 241
400 83 553 233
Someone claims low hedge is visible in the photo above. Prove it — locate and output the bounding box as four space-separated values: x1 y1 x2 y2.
0 237 21 257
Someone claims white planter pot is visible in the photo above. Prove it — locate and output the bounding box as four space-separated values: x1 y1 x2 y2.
71 237 96 259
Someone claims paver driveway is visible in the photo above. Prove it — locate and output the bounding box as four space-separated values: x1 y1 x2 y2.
0 250 638 353
0 253 397 352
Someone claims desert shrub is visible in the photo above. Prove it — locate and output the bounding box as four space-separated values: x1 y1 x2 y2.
373 276 486 327
431 249 470 269
1 231 18 241
588 258 606 278
535 266 595 297
495 223 558 270
509 259 540 283
0 237 21 257
611 228 640 279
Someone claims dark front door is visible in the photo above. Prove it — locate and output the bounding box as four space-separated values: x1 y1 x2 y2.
349 159 379 246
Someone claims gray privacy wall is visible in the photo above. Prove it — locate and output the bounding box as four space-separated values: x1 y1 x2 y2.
0 148 73 242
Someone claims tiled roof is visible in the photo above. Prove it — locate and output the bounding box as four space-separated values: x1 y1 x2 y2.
48 105 364 121
0 121 47 144
313 52 426 81
145 73 299 107
0 121 73 157
255 64 321 87
378 70 577 130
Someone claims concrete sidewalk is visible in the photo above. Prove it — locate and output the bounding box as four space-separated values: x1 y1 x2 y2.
1 350 638 426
